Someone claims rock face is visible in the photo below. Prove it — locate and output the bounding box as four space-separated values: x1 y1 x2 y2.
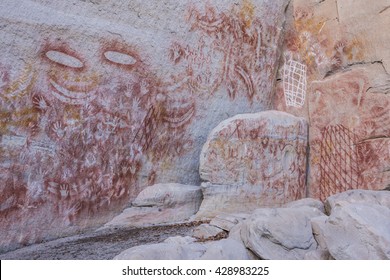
313 203 390 260
197 111 308 217
274 0 390 200
324 189 390 214
103 183 202 228
0 0 290 251
240 207 324 260
114 235 252 260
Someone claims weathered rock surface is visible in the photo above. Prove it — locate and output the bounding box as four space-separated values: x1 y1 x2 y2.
0 0 290 251
324 189 390 214
313 203 390 260
209 213 249 231
274 0 390 200
192 224 225 240
283 198 325 213
102 183 202 228
114 235 252 260
198 111 308 217
114 236 206 260
200 239 252 260
241 207 325 260
308 65 390 201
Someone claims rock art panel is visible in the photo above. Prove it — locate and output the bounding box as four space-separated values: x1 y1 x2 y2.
308 65 390 200
0 0 290 252
274 0 390 201
199 111 308 206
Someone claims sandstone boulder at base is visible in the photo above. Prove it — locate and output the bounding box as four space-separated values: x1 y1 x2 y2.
103 183 202 228
114 235 252 260
312 203 390 260
200 239 252 260
198 111 308 217
241 207 324 260
209 213 250 231
113 236 206 260
192 224 225 240
324 190 390 214
132 183 202 211
283 198 325 213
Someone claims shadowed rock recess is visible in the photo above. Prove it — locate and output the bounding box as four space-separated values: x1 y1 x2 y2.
0 0 389 260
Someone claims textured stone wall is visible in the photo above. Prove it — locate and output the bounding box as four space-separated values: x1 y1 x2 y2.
274 0 390 200
0 0 289 251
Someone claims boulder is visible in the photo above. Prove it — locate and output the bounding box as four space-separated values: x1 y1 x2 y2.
103 183 202 228
312 202 390 260
192 224 225 240
283 198 325 213
209 213 250 231
198 111 308 217
114 236 206 260
324 190 390 214
114 235 253 260
241 207 324 260
200 239 252 260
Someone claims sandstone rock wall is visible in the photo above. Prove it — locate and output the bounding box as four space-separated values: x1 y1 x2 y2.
1 0 389 254
0 0 289 252
274 0 390 200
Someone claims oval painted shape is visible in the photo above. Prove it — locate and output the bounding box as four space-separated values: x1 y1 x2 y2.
45 50 84 68
104 51 137 65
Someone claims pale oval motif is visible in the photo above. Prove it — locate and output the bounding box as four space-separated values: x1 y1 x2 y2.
46 51 84 68
104 51 137 65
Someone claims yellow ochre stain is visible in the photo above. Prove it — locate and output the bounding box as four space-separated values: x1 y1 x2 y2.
240 0 255 28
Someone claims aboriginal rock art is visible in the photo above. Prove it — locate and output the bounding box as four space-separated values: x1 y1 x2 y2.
318 125 360 201
309 66 390 200
0 0 290 251
0 37 195 248
168 1 282 103
200 111 308 205
283 57 307 108
284 6 364 79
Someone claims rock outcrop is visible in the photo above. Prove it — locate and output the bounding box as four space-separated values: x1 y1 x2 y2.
102 183 202 228
274 0 390 200
312 203 390 260
240 207 324 260
197 111 308 218
113 190 390 260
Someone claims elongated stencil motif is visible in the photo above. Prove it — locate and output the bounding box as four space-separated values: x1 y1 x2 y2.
319 125 360 201
283 59 307 108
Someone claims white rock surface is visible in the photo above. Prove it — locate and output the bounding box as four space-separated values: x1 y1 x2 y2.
114 236 206 260
209 213 250 231
241 207 324 260
313 203 390 260
132 183 202 208
103 183 202 228
325 190 390 214
283 198 325 213
200 239 252 260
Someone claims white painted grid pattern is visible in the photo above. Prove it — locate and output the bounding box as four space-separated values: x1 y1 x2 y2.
283 59 307 108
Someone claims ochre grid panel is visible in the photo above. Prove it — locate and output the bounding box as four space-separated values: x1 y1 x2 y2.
319 125 360 201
